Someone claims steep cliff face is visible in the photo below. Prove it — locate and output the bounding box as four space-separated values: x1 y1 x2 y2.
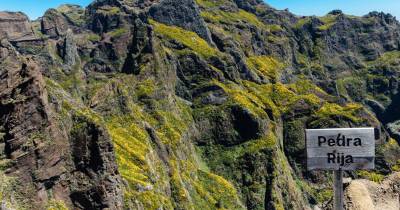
0 1 399 210
0 37 123 209
0 12 34 41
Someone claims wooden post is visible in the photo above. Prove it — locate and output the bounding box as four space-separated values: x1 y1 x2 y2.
334 169 344 210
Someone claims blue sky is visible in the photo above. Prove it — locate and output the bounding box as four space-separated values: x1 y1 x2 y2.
267 0 400 18
0 0 399 20
0 0 92 20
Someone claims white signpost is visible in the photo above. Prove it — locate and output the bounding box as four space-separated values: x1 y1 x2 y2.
306 128 376 210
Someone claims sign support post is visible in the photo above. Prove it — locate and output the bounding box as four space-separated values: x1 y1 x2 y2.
333 169 343 210
306 127 376 210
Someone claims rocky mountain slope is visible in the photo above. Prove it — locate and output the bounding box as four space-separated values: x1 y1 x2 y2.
0 0 399 209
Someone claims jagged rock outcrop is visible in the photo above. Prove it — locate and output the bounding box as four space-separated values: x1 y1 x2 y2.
0 12 34 41
0 38 123 209
41 9 70 38
57 29 78 72
41 5 85 38
149 0 214 44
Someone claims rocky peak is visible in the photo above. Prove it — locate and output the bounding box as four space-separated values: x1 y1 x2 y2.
88 0 214 43
58 29 79 72
365 11 397 25
41 4 84 38
56 4 85 26
41 9 70 38
88 0 160 12
1 1 400 210
0 12 34 41
328 9 343 15
233 0 264 12
149 0 214 44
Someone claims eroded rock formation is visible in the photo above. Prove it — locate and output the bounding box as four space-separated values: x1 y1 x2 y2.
0 0 399 209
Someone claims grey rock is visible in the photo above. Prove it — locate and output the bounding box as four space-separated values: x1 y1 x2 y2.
41 9 69 38
149 0 214 44
41 5 84 38
387 121 400 141
365 99 386 115
233 0 264 12
58 29 78 72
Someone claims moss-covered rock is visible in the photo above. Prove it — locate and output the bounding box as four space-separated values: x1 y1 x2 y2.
3 0 400 209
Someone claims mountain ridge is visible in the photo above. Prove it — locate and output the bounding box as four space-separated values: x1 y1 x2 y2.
0 0 399 209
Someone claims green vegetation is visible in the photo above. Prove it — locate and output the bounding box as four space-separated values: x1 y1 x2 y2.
97 6 121 15
57 4 85 26
370 51 400 66
0 172 14 202
194 170 243 209
46 200 69 210
247 81 321 116
288 79 327 96
107 116 175 209
53 87 175 209
295 51 327 80
195 0 226 8
379 138 400 172
392 160 400 172
357 171 384 183
315 188 333 203
36 6 399 209
201 78 350 208
87 33 101 42
135 79 156 99
214 80 267 117
318 14 338 30
312 38 326 60
246 56 285 82
201 9 281 32
315 102 363 123
336 77 366 101
213 79 325 119
0 172 26 209
106 116 151 186
150 19 219 58
206 131 278 164
296 179 333 204
6 0 400 209
294 17 311 29
108 28 129 38
213 76 365 163
46 69 245 209
268 149 307 210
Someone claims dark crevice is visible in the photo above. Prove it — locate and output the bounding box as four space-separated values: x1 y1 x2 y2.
121 53 139 74
19 63 28 78
70 190 105 210
3 131 14 159
71 118 104 174
88 125 104 172
264 158 274 210
0 103 14 159
380 92 400 124
145 125 170 166
231 106 261 142
210 32 225 52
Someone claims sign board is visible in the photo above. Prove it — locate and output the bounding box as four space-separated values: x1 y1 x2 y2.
306 128 375 170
